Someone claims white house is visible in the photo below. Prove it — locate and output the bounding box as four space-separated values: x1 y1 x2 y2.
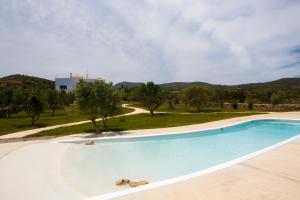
55 73 103 92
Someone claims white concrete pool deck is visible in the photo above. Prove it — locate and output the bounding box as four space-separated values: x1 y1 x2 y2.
0 112 300 200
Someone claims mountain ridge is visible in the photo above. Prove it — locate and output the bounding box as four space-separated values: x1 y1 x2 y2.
1 74 300 91
114 78 300 90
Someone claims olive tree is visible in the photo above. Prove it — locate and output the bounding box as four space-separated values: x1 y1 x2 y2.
25 90 46 125
136 82 165 116
271 91 286 106
0 87 14 118
181 86 210 111
76 80 121 134
11 88 28 114
47 90 59 116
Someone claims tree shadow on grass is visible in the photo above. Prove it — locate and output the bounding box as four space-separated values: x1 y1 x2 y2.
80 125 126 138
15 123 48 129
188 108 223 113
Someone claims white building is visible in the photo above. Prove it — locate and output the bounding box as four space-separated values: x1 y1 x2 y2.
55 73 103 92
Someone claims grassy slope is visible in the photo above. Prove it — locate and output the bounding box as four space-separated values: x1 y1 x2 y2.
0 74 54 90
0 107 134 136
27 112 262 138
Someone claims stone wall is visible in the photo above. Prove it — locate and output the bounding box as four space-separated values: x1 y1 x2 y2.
222 103 300 111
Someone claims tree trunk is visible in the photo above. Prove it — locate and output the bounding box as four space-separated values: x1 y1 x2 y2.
102 115 107 127
95 125 100 134
52 108 55 116
150 109 154 116
92 119 100 134
31 115 35 125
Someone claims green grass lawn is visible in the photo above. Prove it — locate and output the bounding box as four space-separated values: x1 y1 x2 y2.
0 106 134 136
27 112 262 138
130 102 285 113
129 102 250 113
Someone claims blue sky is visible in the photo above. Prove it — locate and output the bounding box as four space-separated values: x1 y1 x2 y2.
0 0 300 84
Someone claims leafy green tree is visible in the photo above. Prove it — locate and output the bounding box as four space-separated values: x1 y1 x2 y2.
66 91 75 106
0 91 6 118
76 80 121 133
212 88 225 107
165 90 178 112
11 88 28 113
136 82 165 116
271 91 286 106
47 90 59 116
25 90 46 125
231 89 246 103
223 88 246 103
181 86 210 111
118 85 131 103
0 87 14 118
58 90 67 106
250 88 274 103
128 87 139 102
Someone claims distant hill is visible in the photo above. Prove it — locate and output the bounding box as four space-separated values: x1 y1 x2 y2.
236 78 300 89
0 74 54 90
2 74 300 92
159 82 217 90
113 81 143 89
114 78 300 90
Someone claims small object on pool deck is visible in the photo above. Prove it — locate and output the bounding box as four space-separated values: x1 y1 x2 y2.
116 179 130 186
85 140 95 145
128 180 149 187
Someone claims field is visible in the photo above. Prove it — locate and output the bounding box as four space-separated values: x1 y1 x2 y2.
129 102 274 113
0 106 134 136
27 112 262 138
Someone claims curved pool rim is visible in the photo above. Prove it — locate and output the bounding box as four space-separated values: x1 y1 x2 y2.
52 118 300 200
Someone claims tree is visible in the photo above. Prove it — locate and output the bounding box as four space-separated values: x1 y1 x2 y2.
118 85 131 103
271 91 286 106
136 82 165 116
223 88 246 103
250 88 274 103
11 88 28 113
25 90 46 125
213 88 225 107
58 90 67 106
47 90 59 116
0 87 14 118
66 91 75 106
165 90 178 112
181 86 210 111
76 80 121 133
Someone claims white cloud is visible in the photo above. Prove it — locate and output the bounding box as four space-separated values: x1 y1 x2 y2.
0 0 300 84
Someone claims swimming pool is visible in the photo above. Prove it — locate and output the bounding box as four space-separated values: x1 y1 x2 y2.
60 119 300 199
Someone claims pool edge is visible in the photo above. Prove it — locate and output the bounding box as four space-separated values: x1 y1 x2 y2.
86 133 300 200
51 118 300 144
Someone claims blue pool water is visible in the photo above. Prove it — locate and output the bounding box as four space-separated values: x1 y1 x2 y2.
61 119 300 196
